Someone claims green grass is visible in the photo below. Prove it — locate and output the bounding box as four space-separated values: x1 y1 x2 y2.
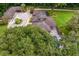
0 25 7 36
48 10 75 27
48 10 75 34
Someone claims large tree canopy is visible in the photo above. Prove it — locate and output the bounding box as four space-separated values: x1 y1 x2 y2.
0 25 58 56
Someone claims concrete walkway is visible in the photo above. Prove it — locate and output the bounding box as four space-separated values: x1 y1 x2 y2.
35 8 77 11
53 9 76 11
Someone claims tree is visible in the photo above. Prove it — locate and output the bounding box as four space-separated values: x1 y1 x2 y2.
0 25 58 56
21 3 26 12
58 11 79 56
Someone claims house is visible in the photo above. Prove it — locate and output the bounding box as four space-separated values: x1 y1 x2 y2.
6 6 61 40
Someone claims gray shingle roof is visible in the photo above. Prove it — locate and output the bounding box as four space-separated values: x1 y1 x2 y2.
32 10 56 32
3 6 21 20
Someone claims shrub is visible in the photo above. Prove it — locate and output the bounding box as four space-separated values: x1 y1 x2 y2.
0 20 4 25
0 25 58 56
58 11 79 56
21 3 26 12
2 16 8 25
0 18 8 25
15 18 22 24
64 11 79 35
58 34 78 56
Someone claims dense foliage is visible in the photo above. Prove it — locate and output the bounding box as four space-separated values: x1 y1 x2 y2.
57 12 79 56
0 3 20 16
0 25 58 56
15 18 22 24
1 3 79 16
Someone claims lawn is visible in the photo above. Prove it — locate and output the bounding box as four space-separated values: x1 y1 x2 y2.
48 10 75 27
48 10 75 34
0 25 7 36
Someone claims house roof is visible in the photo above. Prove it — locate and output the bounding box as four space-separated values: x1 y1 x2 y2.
13 12 31 20
32 21 51 32
32 10 56 32
3 6 22 19
7 9 61 40
32 10 48 18
45 16 56 29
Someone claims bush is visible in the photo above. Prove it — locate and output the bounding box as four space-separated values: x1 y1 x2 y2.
15 18 22 24
65 11 79 34
58 34 78 56
0 16 8 25
0 25 58 56
57 12 79 56
21 3 26 12
0 20 7 25
2 16 8 25
0 20 4 25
